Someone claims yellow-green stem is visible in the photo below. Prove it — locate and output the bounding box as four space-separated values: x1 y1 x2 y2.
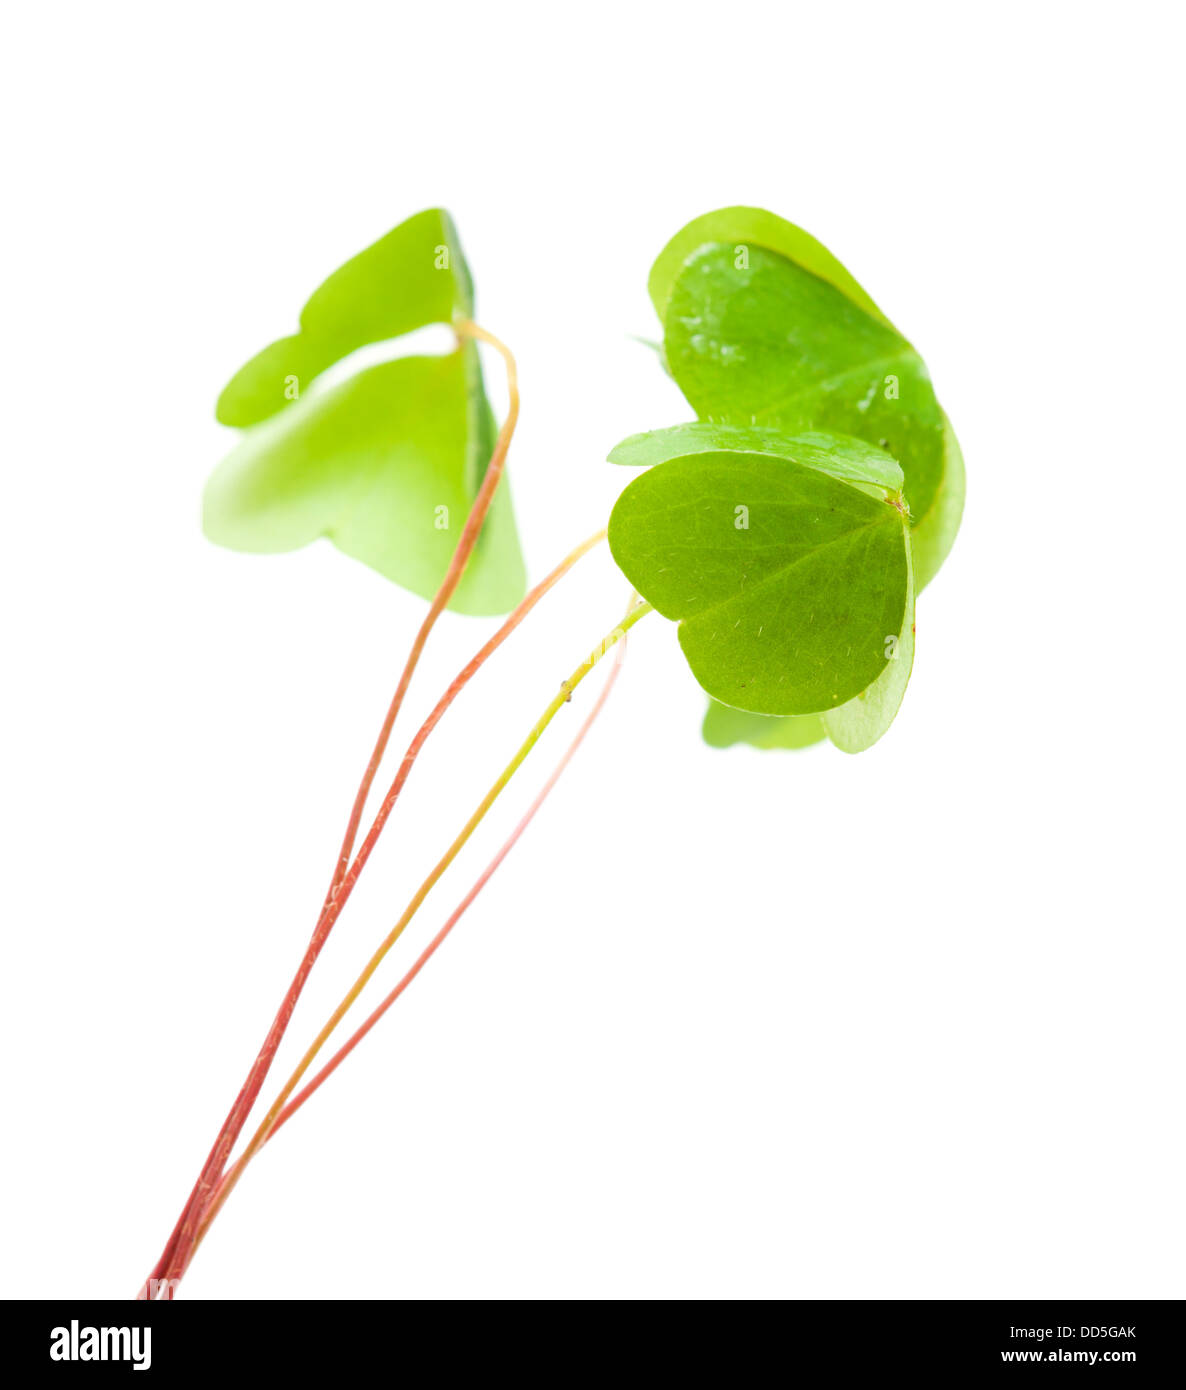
179 597 654 1272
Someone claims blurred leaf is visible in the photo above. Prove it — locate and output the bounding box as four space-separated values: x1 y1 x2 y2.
205 210 525 613
216 209 473 428
204 352 525 616
702 700 826 750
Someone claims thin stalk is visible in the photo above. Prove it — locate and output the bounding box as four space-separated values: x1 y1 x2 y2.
142 322 520 1297
325 321 518 896
143 530 601 1299
171 599 653 1283
142 541 605 1302
201 603 633 1233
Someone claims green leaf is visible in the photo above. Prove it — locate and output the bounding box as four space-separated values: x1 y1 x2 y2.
821 539 915 753
609 421 903 493
701 538 914 755
204 352 525 616
608 444 911 716
702 700 826 751
653 211 962 590
205 210 526 613
649 206 892 328
695 522 917 761
911 412 965 597
697 524 915 755
216 208 473 429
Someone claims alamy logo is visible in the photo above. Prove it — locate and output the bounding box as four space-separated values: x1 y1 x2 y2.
49 1320 152 1370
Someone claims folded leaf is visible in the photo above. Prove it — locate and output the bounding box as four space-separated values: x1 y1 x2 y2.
204 353 525 616
608 444 911 716
205 210 526 613
610 422 903 493
216 209 473 429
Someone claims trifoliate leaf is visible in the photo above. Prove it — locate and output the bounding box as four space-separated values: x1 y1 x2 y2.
204 210 526 613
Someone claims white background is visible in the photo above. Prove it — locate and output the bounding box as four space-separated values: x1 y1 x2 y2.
2 2 1182 1300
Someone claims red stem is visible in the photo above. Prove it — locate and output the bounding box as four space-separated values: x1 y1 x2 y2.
194 621 629 1256
322 323 519 900
146 535 602 1297
140 324 519 1297
281 631 624 1136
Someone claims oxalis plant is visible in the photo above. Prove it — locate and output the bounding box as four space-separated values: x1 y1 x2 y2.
140 205 964 1298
